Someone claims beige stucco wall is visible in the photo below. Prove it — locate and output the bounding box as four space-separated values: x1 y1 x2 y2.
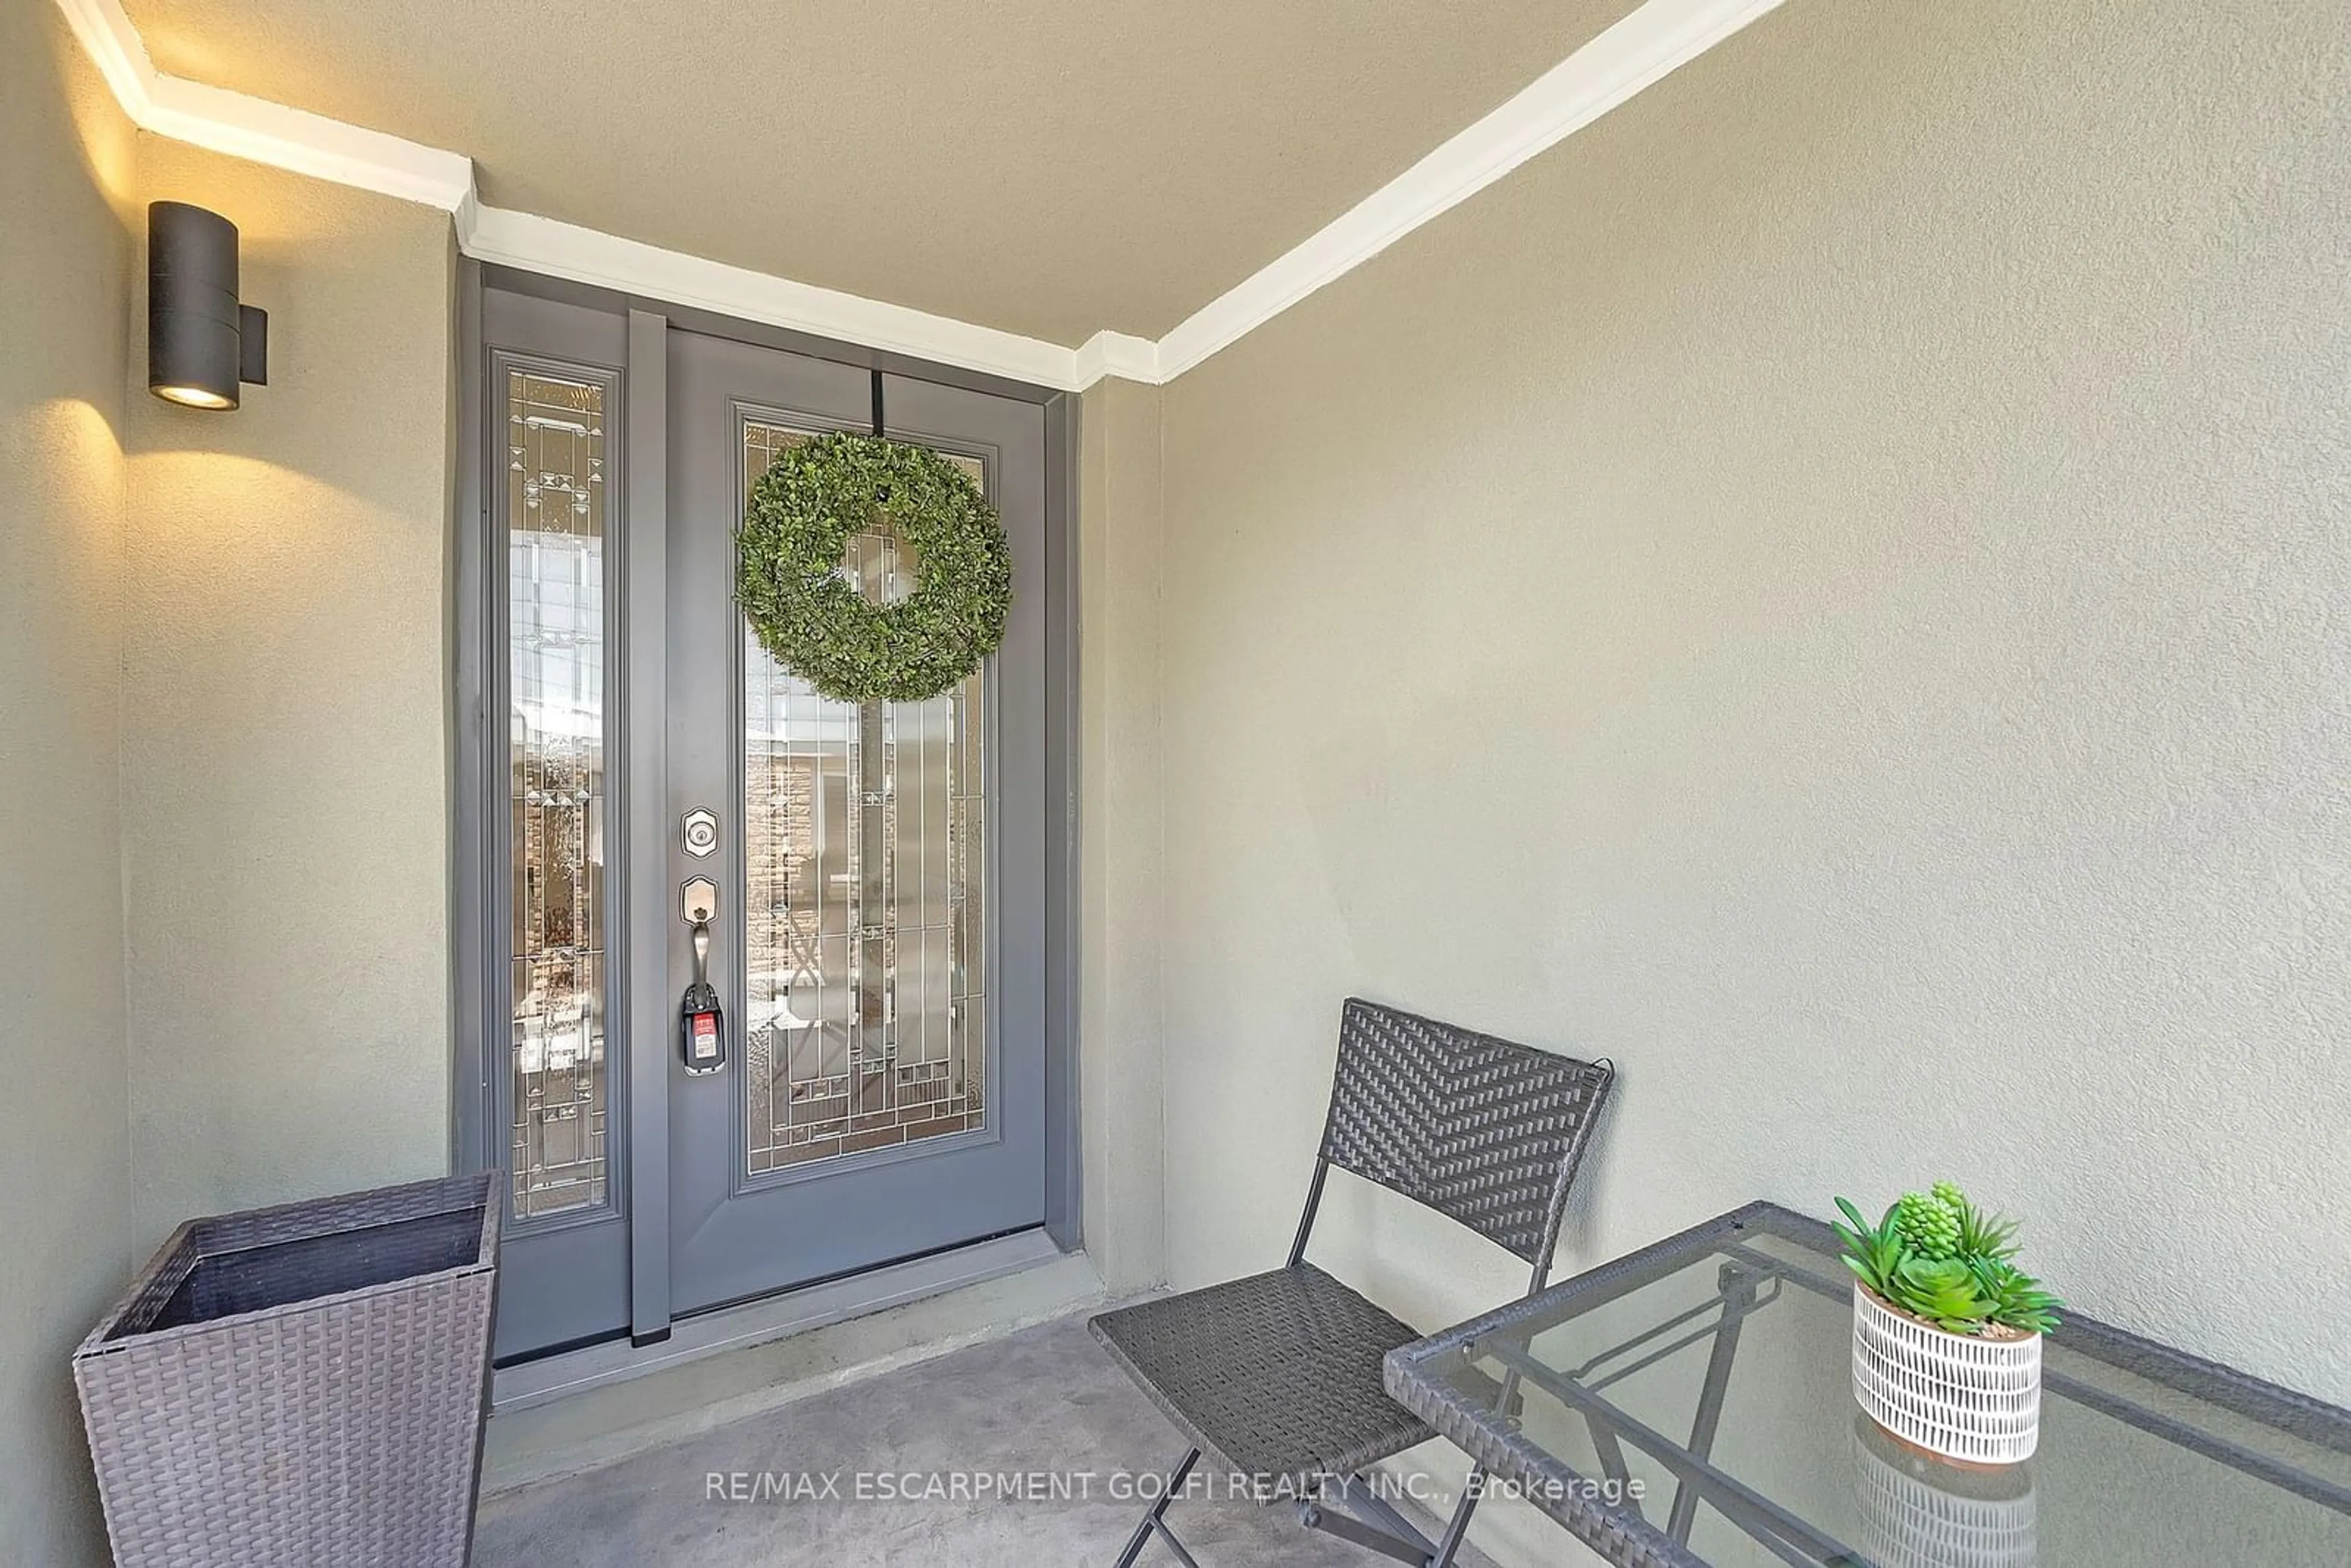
122 140 456 1250
1079 377 1168 1292
0 46 457 1551
0 7 136 1564
1153 1 2350 1555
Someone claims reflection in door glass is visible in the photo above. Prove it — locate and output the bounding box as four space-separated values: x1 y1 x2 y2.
742 421 987 1174
506 368 609 1218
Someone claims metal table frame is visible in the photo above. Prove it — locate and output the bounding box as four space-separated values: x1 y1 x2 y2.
1384 1202 2351 1568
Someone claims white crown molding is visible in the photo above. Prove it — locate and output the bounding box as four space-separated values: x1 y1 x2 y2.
50 0 146 113
143 73 474 209
1073 332 1161 388
459 203 1087 391
1154 0 1788 380
53 0 473 211
57 0 1781 392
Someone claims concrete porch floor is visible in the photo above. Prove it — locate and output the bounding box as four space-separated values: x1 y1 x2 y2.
473 1310 1496 1567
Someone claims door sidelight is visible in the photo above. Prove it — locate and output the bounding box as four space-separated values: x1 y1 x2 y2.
679 875 726 1076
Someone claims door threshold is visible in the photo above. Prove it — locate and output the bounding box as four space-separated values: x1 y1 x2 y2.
479 1241 1105 1498
492 1226 1068 1414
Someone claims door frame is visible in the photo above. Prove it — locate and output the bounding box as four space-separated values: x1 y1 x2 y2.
451 259 1082 1359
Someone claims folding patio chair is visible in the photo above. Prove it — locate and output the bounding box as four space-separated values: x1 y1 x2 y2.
1090 997 1616 1567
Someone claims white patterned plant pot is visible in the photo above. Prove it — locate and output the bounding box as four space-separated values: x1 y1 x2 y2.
1852 1283 2041 1465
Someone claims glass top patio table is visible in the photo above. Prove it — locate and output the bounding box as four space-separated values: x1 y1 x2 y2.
1384 1202 2351 1568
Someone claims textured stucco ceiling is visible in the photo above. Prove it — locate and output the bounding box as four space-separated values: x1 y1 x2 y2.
118 0 1635 345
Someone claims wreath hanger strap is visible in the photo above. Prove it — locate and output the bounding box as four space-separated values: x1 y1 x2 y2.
868 367 887 505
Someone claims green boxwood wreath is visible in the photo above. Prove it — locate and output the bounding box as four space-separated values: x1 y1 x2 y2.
737 432 1011 703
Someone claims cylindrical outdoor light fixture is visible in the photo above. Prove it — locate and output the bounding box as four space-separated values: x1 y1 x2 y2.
148 201 268 410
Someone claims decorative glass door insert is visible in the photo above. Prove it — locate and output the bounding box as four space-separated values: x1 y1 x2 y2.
740 421 987 1176
506 367 610 1220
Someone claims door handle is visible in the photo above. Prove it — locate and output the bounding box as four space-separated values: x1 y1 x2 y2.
680 876 725 1075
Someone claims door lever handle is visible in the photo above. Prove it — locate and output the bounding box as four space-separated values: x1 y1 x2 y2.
679 876 724 1076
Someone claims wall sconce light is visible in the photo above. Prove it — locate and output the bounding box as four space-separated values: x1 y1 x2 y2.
148 201 268 410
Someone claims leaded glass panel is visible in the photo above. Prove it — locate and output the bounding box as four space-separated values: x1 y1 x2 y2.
506 368 610 1219
741 420 988 1175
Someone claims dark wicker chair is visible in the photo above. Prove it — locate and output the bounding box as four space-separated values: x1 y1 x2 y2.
1090 997 1616 1567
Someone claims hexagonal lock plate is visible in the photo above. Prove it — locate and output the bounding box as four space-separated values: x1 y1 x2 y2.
680 876 718 925
681 808 719 859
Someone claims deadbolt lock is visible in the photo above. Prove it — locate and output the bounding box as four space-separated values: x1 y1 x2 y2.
681 808 719 858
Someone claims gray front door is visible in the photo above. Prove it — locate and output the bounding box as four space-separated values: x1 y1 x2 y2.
662 328 1048 1317
470 279 1051 1361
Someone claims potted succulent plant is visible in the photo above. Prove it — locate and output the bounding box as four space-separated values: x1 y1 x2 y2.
1832 1183 2063 1466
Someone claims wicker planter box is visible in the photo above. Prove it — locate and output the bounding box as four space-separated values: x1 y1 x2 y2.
73 1172 501 1568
